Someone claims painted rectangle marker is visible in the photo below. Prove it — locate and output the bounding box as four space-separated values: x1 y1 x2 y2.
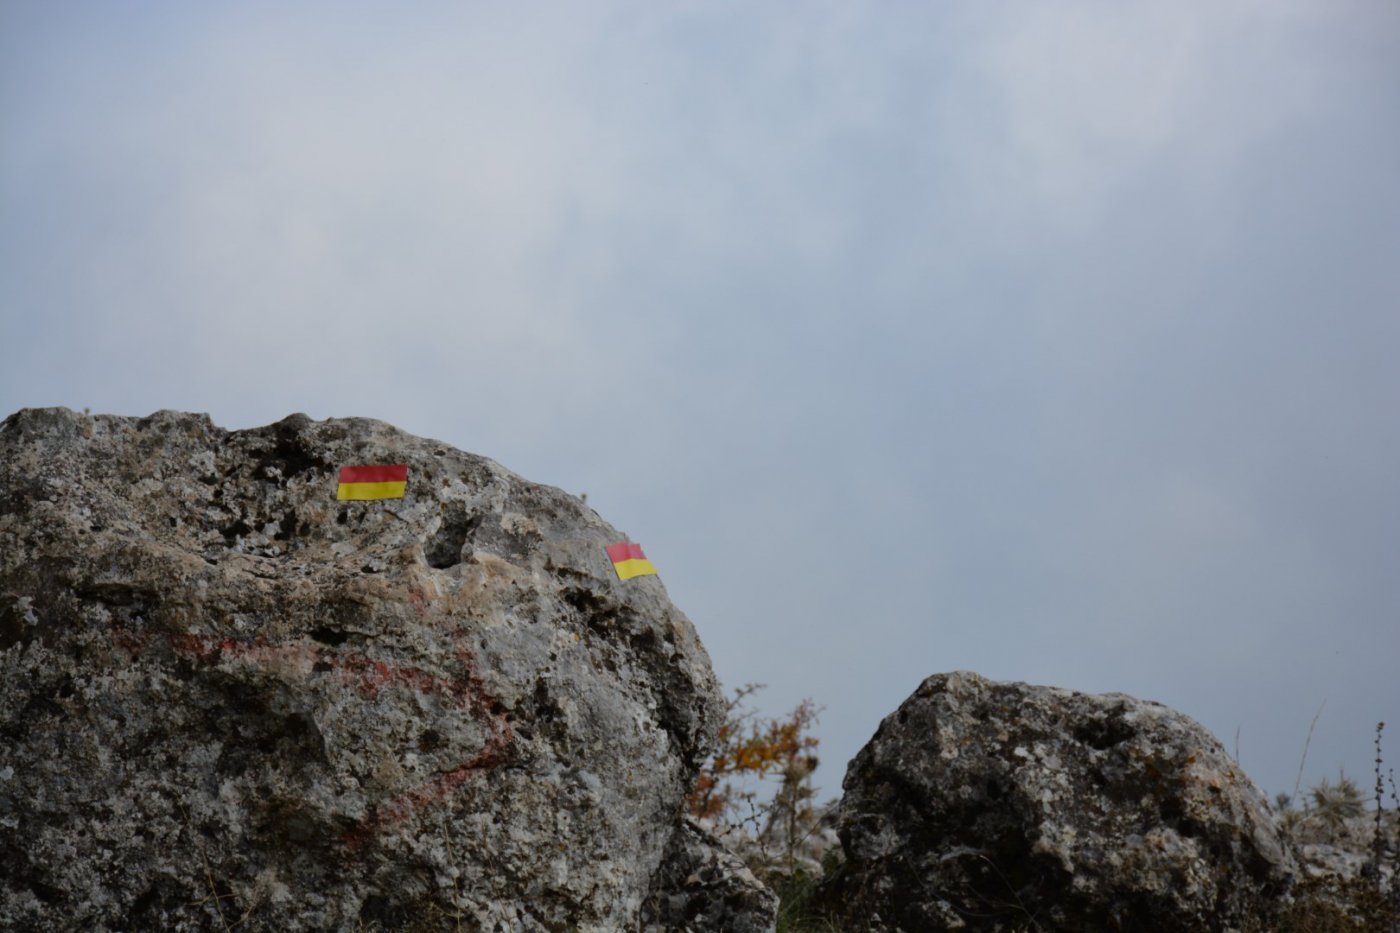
337 464 408 500
606 542 657 581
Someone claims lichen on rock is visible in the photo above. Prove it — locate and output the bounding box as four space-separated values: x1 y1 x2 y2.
818 671 1297 932
0 407 772 931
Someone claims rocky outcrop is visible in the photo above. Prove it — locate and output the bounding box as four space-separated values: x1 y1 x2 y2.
0 408 774 931
819 671 1297 931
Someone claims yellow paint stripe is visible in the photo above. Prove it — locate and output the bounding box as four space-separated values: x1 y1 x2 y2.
336 481 407 501
613 558 657 580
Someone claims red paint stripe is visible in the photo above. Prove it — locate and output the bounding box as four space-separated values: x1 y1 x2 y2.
339 464 408 484
160 628 513 850
606 542 646 563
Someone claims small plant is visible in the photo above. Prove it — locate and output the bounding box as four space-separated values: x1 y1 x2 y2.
1372 722 1400 921
1292 701 1327 806
1373 723 1387 880
1311 771 1366 833
688 684 820 830
688 685 828 924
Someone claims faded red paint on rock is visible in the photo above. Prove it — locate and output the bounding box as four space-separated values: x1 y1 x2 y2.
122 623 512 846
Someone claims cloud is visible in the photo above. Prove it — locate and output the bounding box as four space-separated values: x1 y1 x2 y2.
2 1 1397 800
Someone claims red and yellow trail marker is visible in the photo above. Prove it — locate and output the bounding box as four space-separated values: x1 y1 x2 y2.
606 542 657 581
337 464 408 500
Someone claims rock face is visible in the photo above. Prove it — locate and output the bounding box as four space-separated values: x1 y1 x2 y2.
0 408 773 931
640 816 779 932
820 671 1297 932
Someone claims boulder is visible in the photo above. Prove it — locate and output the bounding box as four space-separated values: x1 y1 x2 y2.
0 407 773 931
820 671 1296 931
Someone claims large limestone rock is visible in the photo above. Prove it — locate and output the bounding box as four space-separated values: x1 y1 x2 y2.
0 407 773 931
820 671 1297 931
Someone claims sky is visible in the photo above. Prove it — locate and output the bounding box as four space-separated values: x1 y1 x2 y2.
2 1 1397 806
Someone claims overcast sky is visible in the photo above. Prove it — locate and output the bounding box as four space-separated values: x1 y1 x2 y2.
3 1 1397 804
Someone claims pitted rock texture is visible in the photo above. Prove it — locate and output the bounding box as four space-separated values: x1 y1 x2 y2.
820 671 1297 932
641 815 779 932
0 407 759 931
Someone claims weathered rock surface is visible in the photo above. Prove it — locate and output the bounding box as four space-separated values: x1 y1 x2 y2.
1276 811 1400 928
0 407 773 931
819 671 1297 931
640 816 778 932
1282 809 1398 882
